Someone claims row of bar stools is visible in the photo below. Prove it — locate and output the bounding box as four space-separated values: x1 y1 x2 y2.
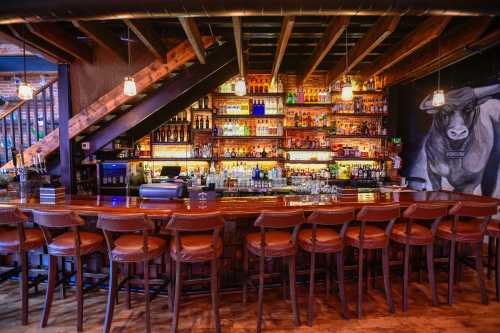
0 208 44 325
32 210 105 332
486 218 500 301
97 213 167 333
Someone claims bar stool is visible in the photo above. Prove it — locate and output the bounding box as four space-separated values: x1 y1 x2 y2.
167 211 225 333
486 217 500 301
243 210 304 333
436 201 498 305
0 208 44 325
345 204 400 319
33 209 104 332
390 203 449 311
299 207 354 325
97 213 166 333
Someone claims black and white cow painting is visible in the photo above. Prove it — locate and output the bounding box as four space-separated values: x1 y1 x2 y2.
408 83 500 197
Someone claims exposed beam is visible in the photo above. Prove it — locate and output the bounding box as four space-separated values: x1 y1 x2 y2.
232 17 245 77
87 42 237 153
0 1 498 24
358 16 451 80
2 37 216 169
178 17 206 64
72 20 128 63
383 17 493 86
271 16 295 82
123 19 167 61
26 23 93 64
299 16 349 85
0 26 60 63
400 27 500 84
326 15 400 86
7 25 74 63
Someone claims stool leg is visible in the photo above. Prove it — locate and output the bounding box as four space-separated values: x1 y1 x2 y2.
307 251 316 326
487 236 493 279
402 243 410 312
168 258 174 312
76 255 84 332
211 258 221 333
496 238 500 302
448 239 456 305
20 251 29 325
325 253 331 298
288 255 300 327
103 262 117 333
256 254 265 333
426 243 438 306
357 248 364 319
144 260 151 333
336 251 348 319
41 255 57 328
59 257 66 300
171 260 182 333
124 263 131 309
382 247 394 313
242 244 248 304
473 241 488 305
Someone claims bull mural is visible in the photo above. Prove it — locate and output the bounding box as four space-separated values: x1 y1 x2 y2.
416 83 500 196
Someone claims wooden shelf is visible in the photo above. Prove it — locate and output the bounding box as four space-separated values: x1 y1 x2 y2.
333 157 388 161
214 114 284 119
151 142 191 146
285 160 331 164
284 127 331 131
286 103 332 108
212 136 284 140
135 157 210 162
214 157 283 162
191 108 213 112
329 134 388 139
284 148 331 151
333 112 388 117
213 92 284 98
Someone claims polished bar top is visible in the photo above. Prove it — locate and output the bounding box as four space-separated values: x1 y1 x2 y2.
0 191 497 219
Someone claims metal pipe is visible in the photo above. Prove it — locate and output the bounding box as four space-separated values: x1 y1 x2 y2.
0 0 498 24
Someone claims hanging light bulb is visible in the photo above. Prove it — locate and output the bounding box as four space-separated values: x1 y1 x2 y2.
341 77 353 101
123 76 137 97
18 27 33 101
432 36 445 107
234 77 247 96
123 27 137 97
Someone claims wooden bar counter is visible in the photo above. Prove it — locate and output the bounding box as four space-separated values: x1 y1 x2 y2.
0 190 497 219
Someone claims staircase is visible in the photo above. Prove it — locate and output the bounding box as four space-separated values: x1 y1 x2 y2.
0 37 218 169
0 78 58 165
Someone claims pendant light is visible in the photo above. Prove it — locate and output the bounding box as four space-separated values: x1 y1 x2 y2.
123 26 137 97
18 26 33 101
234 76 247 96
432 35 445 107
341 24 353 101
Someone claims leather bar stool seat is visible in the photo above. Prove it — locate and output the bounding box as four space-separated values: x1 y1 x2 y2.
0 228 44 252
246 230 294 257
112 234 166 262
170 234 222 262
391 223 433 246
436 219 483 242
298 228 342 253
48 231 104 256
346 225 387 249
485 219 500 238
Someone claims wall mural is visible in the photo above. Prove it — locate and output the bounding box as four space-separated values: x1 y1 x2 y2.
406 83 500 197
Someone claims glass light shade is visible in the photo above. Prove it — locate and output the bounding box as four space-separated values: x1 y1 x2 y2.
432 89 445 107
341 81 353 101
18 82 33 100
234 77 247 96
123 77 137 96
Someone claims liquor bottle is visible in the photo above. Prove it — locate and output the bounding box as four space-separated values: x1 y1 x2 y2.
160 126 166 142
297 87 304 104
166 126 171 142
154 128 160 142
173 126 179 142
180 125 185 142
195 116 200 129
205 116 210 129
294 112 300 127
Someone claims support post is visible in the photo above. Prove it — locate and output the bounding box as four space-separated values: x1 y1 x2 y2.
57 64 73 193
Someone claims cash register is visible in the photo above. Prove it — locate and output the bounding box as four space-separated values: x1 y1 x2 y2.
139 166 187 199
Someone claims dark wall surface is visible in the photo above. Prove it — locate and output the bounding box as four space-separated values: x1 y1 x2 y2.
392 43 500 197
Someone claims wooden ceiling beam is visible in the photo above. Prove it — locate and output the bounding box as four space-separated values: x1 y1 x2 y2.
0 26 61 63
8 24 74 63
72 20 128 63
124 19 167 61
271 16 295 82
299 16 349 86
358 16 451 80
383 17 493 86
232 16 245 77
178 17 206 64
26 22 93 64
326 15 400 86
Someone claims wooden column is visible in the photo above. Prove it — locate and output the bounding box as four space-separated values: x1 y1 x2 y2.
57 64 73 193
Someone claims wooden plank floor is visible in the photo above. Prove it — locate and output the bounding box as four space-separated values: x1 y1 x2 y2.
1 270 500 333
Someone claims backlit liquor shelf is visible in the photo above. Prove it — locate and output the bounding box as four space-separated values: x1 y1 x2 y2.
126 74 396 186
